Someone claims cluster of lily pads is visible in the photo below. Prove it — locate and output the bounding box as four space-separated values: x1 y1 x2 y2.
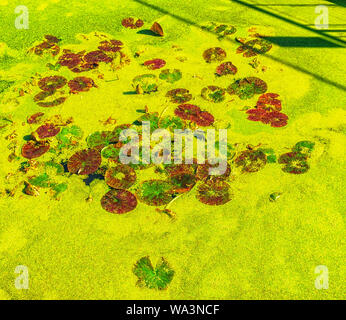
0 19 317 291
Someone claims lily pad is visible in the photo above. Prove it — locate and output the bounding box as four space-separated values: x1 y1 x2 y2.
38 76 67 92
68 77 96 94
101 189 137 214
132 74 158 94
236 38 272 57
202 22 237 40
292 141 315 156
202 47 226 63
201 86 226 103
197 180 231 205
22 140 50 159
215 61 237 76
36 123 60 139
67 148 101 175
122 17 144 29
136 180 174 206
234 149 267 173
105 164 137 189
227 77 267 100
133 256 174 290
278 152 309 174
256 93 282 112
159 69 182 83
143 59 166 70
166 88 192 103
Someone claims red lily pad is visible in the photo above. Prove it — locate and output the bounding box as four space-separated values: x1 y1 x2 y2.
278 152 309 174
22 140 50 159
68 77 96 94
36 123 60 139
235 149 267 173
105 164 137 189
256 93 282 112
38 76 67 92
136 180 174 206
197 180 231 205
215 61 237 76
58 52 83 69
122 17 144 29
166 88 192 103
202 47 226 63
246 108 268 122
174 104 214 126
261 111 288 127
98 40 123 52
67 148 101 175
101 189 138 214
143 59 166 70
27 112 45 124
201 86 226 103
84 50 113 64
31 37 60 56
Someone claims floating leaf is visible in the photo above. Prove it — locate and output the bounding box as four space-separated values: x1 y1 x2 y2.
202 47 226 63
105 164 137 189
136 180 174 206
101 189 137 214
292 141 315 156
215 61 237 76
159 69 182 83
278 152 309 174
227 77 267 100
197 180 231 205
68 77 96 94
235 149 267 173
166 88 192 103
122 17 144 29
132 74 158 94
236 38 272 57
38 76 67 92
36 123 60 139
201 86 226 103
202 22 237 40
256 93 282 112
133 256 174 290
144 59 166 70
29 173 51 188
67 149 101 175
22 140 50 159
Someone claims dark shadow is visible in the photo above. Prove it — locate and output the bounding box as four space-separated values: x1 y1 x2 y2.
325 0 346 7
319 29 346 32
137 29 160 36
83 173 104 186
133 0 346 91
231 0 346 46
250 3 337 6
263 36 343 47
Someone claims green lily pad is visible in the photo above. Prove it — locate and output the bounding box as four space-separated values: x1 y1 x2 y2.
159 69 182 83
133 256 174 290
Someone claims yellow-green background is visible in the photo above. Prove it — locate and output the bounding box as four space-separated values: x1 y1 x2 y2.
0 0 345 299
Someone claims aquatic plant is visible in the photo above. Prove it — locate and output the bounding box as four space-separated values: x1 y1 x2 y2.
35 123 61 140
105 164 137 189
132 74 158 94
22 140 50 159
256 93 282 112
236 38 272 57
133 256 174 290
215 61 237 76
136 180 174 206
166 88 192 103
101 189 138 214
202 22 237 40
234 149 267 173
227 77 267 99
143 59 166 70
122 17 144 29
201 86 226 103
197 180 231 205
202 47 227 63
150 22 164 36
159 69 182 83
67 148 101 175
68 77 96 94
278 152 309 174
